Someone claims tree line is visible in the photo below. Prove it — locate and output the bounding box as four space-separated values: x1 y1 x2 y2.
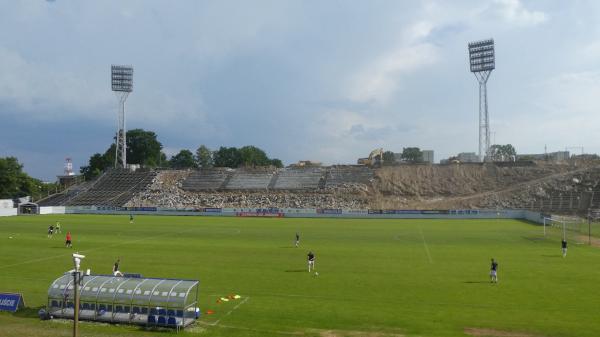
81 129 283 180
0 157 58 200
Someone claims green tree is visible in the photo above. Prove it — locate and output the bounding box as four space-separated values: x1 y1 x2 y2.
195 145 213 168
169 149 197 169
213 147 242 168
270 158 284 168
490 144 517 161
81 129 164 180
239 146 270 167
0 157 55 200
401 147 423 163
126 129 163 166
382 151 396 165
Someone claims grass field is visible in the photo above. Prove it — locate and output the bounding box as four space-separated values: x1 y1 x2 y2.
1 214 599 337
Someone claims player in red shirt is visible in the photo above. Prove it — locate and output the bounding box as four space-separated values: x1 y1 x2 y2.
65 232 72 248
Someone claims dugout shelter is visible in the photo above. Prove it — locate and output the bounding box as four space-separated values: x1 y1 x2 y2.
47 274 199 328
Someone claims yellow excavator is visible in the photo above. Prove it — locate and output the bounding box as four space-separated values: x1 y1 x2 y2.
368 148 384 166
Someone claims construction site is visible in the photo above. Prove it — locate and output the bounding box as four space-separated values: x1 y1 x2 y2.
35 158 600 216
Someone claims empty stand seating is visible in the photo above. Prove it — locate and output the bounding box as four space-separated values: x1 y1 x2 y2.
226 170 274 190
325 165 373 187
65 170 156 207
273 168 324 190
181 169 231 191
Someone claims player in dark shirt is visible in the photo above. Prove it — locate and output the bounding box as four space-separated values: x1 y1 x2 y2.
113 258 123 276
47 225 54 238
561 239 567 257
307 251 315 272
129 214 134 224
490 258 498 283
295 232 300 247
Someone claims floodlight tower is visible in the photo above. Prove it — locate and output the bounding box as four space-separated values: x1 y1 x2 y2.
111 65 133 168
468 39 495 162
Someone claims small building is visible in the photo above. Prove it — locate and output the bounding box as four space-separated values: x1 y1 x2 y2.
290 160 322 167
457 152 479 163
422 150 434 164
516 151 570 162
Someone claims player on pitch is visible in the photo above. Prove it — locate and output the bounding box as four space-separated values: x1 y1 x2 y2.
295 232 300 247
113 258 124 276
490 258 498 283
307 251 315 272
561 239 568 257
65 231 72 248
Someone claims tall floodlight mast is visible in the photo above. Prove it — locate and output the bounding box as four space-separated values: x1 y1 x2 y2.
468 39 495 162
111 65 133 168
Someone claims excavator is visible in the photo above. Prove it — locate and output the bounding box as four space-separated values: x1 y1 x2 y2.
369 148 384 165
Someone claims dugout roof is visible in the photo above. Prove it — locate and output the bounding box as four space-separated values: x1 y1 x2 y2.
48 274 198 308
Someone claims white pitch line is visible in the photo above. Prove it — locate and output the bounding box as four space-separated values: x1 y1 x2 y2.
211 297 249 326
418 224 433 264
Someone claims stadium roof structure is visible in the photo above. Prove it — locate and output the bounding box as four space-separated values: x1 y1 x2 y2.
47 273 199 328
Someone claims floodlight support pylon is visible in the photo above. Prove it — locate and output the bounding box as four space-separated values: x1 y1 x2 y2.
114 92 129 169
474 70 492 162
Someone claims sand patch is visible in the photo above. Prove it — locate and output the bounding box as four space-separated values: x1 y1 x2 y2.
465 327 544 337
311 329 404 337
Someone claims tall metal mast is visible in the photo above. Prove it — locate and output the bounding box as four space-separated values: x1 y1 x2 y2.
468 39 495 162
111 65 133 168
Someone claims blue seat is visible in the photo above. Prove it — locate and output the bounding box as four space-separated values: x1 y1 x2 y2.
82 303 90 310
124 306 130 313
157 316 167 325
90 303 95 310
150 308 157 315
115 305 123 313
158 308 167 316
167 316 177 326
176 310 183 317
132 307 140 314
147 315 156 325
99 304 106 311
141 307 148 314
167 309 175 317
51 300 59 307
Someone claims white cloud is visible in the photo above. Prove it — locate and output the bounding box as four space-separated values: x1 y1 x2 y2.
347 42 439 104
493 0 547 26
0 48 111 119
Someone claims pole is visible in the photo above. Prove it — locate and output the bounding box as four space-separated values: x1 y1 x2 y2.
543 218 546 237
73 271 80 337
589 214 592 246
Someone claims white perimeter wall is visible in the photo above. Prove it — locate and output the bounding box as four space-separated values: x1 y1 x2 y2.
0 208 17 216
40 206 66 215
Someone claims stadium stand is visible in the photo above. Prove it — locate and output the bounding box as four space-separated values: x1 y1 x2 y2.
325 165 373 187
272 168 325 190
37 179 97 207
64 169 156 207
181 168 232 191
224 169 275 190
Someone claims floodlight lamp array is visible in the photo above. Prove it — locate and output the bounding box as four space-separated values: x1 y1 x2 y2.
468 39 495 72
111 65 134 92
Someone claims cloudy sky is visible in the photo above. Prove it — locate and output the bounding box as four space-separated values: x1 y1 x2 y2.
1 0 599 180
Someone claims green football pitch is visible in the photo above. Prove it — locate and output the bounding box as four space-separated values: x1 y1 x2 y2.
1 214 599 337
